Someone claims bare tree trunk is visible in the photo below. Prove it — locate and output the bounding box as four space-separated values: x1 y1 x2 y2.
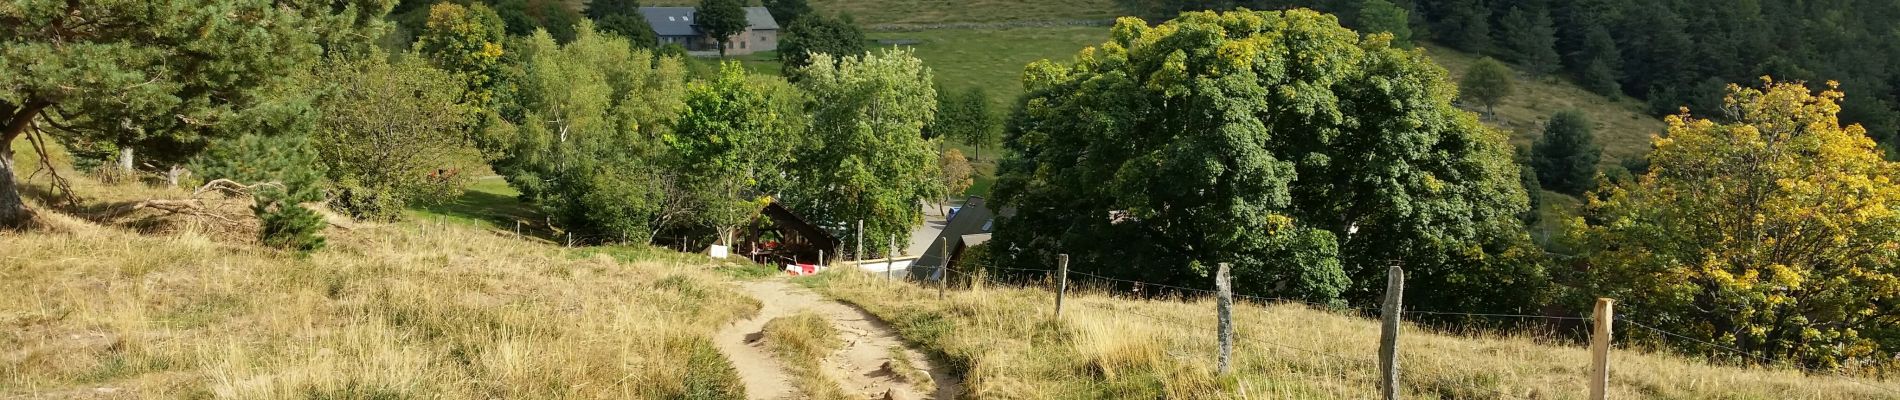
1 101 48 228
0 139 29 228
118 146 134 172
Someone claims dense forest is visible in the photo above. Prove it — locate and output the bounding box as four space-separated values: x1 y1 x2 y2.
1132 0 1900 156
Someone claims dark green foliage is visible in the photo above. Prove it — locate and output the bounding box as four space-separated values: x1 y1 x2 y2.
1197 0 1900 152
1574 26 1622 96
762 0 813 26
1516 154 1541 225
926 87 1000 161
479 0 584 42
255 185 329 252
1530 111 1599 195
995 10 1537 308
587 0 658 47
1356 0 1412 46
0 0 393 226
195 134 329 252
1615 7 1694 114
695 0 749 56
1431 0 1491 53
1495 5 1559 76
778 14 868 76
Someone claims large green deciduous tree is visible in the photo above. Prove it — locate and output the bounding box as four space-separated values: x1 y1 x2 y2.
783 49 941 257
992 10 1537 308
695 0 748 57
1460 57 1515 118
1575 80 1900 368
0 0 392 228
493 25 691 243
416 2 507 114
778 13 867 78
313 56 480 220
1531 110 1599 195
670 62 801 246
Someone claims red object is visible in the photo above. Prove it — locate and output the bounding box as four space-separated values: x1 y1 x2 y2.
785 263 818 276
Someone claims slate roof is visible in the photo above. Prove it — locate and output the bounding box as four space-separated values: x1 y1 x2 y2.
912 197 999 281
640 6 780 37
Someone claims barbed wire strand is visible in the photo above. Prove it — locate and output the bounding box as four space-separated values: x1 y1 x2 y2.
906 265 1900 398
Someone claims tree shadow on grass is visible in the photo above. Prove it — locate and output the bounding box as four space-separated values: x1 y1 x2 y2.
410 187 542 232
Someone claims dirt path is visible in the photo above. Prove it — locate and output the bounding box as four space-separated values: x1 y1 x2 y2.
714 279 963 400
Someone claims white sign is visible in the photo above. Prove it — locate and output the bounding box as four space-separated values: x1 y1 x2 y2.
709 244 729 259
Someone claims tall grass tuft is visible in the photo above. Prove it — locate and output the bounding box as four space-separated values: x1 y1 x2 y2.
808 267 1900 399
1 217 757 398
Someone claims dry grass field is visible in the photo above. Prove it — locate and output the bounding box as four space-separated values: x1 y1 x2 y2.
0 155 765 398
804 268 1900 399
1 220 761 398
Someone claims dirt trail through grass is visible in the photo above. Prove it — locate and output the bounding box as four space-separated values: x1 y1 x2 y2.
715 279 962 399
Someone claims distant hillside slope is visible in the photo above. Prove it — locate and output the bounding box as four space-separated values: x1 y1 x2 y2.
1423 44 1663 167
646 0 1128 25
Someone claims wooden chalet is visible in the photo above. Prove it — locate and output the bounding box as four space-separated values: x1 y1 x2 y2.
740 201 839 266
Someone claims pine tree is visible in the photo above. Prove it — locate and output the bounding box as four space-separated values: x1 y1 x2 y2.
1574 25 1622 96
1531 110 1599 195
1433 0 1492 53
195 133 330 252
1497 5 1560 76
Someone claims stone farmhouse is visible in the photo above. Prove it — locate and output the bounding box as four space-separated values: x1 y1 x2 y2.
640 6 780 56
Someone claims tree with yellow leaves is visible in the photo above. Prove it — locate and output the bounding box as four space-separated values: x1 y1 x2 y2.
1575 79 1900 369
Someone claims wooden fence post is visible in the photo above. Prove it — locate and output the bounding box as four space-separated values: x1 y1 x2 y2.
1216 262 1233 375
566 232 574 247
888 234 897 280
514 221 521 236
938 237 949 301
1589 298 1615 400
1055 254 1070 319
818 250 825 270
856 219 864 266
1379 265 1404 400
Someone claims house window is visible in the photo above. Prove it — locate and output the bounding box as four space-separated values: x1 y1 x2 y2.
740 41 746 49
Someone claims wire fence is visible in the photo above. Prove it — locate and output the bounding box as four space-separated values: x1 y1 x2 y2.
901 259 1900 399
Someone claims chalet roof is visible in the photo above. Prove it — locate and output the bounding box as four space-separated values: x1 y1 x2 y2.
761 201 838 250
639 6 780 37
912 197 998 279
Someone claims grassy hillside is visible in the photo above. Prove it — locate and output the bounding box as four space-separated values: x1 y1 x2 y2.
0 150 766 397
806 269 1899 399
870 26 1110 109
1422 44 1664 167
